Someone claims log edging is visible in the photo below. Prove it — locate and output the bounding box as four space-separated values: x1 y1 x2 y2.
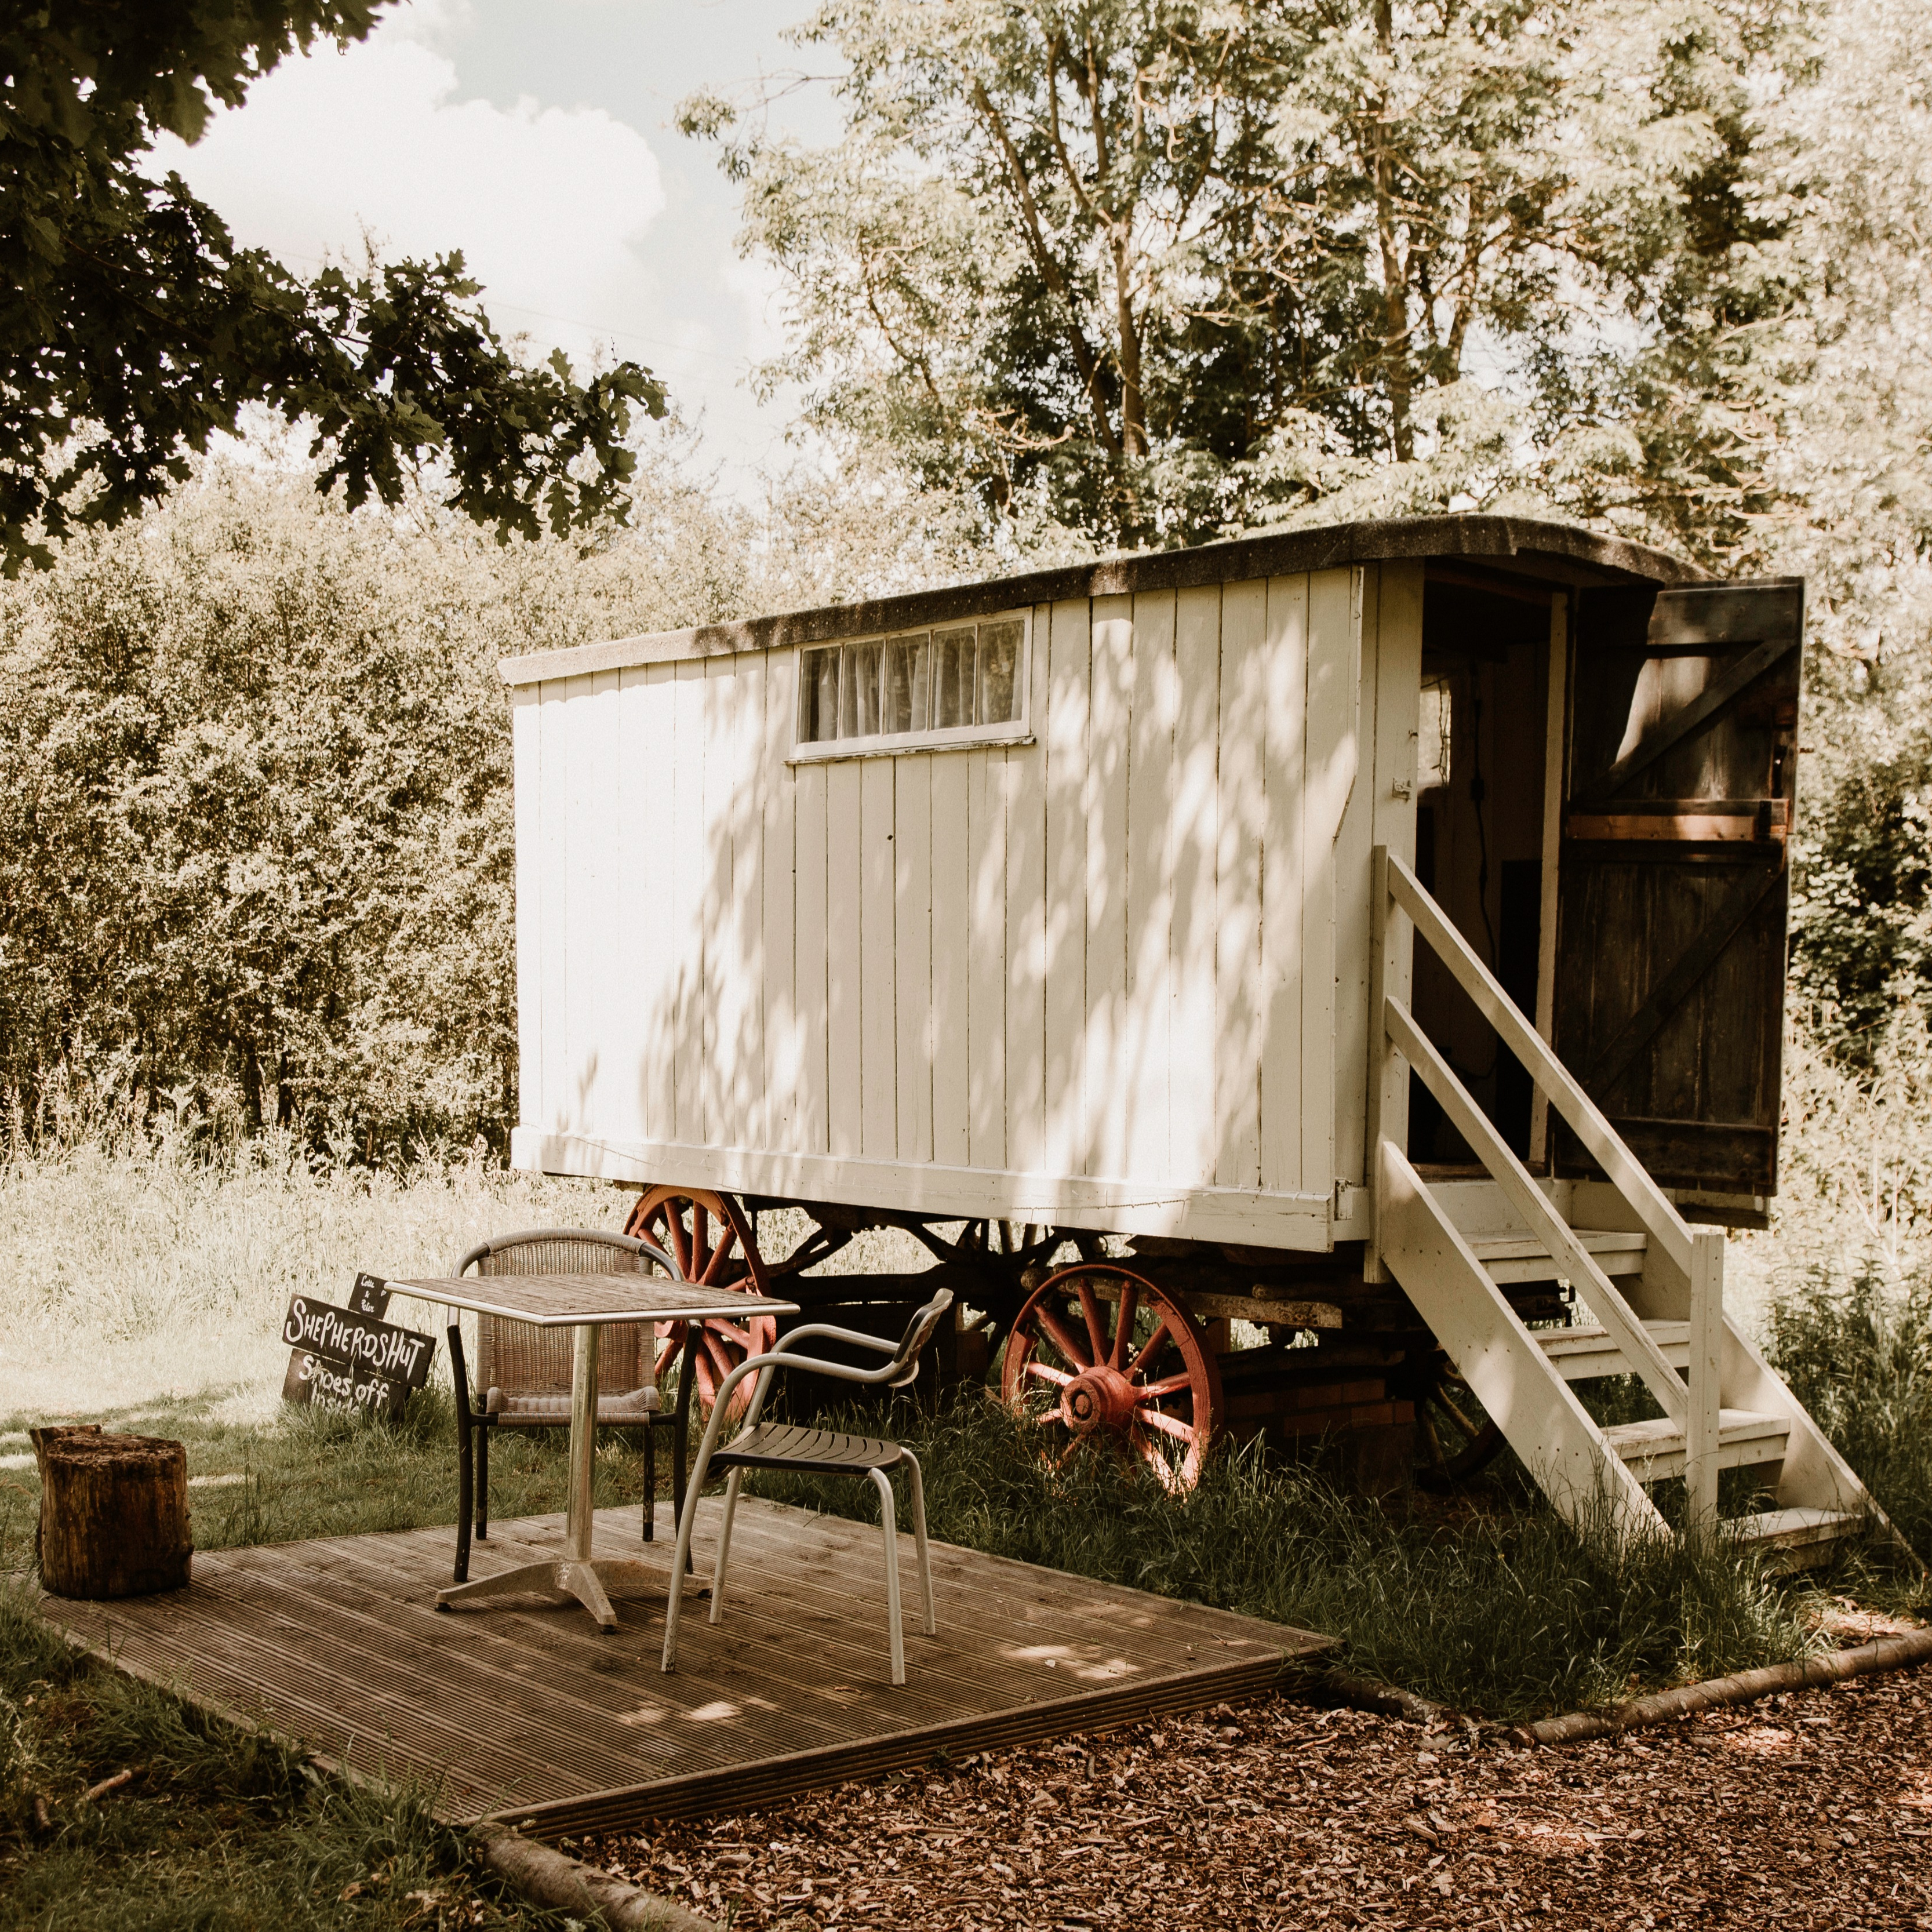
470 1823 721 1931
1511 1625 1932 1747
1325 1668 1458 1728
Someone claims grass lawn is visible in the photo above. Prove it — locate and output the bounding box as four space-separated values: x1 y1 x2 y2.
0 1135 1926 1925
0 1574 574 1932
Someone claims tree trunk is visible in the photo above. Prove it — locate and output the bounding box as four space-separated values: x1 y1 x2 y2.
32 1426 192 1599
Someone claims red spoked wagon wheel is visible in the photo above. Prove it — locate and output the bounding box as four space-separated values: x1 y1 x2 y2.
1001 1264 1224 1491
623 1186 777 1421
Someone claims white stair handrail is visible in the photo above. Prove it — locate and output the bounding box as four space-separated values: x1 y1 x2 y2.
1382 848 1694 1277
1385 994 1687 1425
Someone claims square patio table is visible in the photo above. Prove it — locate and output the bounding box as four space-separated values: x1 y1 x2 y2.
395 1271 799 1631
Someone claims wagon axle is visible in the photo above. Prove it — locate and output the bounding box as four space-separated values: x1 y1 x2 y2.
1060 1364 1141 1436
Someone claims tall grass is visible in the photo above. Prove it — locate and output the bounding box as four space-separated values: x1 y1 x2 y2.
1767 1264 1932 1559
746 1395 1825 1720
0 1111 609 1421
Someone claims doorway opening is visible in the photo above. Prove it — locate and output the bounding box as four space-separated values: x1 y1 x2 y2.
1407 571 1555 1169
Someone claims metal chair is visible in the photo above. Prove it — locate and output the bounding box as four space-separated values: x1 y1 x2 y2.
661 1286 954 1686
445 1227 672 1585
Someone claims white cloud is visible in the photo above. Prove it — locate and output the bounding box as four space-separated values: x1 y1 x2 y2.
148 0 810 494
153 9 664 368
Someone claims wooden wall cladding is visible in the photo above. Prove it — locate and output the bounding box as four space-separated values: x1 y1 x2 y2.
509 563 1426 1247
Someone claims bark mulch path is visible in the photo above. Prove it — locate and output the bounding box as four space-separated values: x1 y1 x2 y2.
576 1664 1932 1930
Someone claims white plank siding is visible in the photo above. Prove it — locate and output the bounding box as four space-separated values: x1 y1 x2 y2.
569 668 624 1137
508 566 1419 1248
825 761 864 1160
533 678 573 1134
1214 578 1267 1189
1366 563 1425 1165
1257 576 1308 1193
704 655 742 1148
1331 566 1376 1200
859 755 897 1160
967 746 1007 1173
1121 590 1178 1185
669 661 708 1149
893 752 934 1165
1301 567 1361 1214
1168 584 1222 1188
792 760 830 1157
1085 594 1133 1180
1006 603 1054 1175
511 686 544 1136
929 750 972 1167
632 662 678 1145
1043 597 1090 1178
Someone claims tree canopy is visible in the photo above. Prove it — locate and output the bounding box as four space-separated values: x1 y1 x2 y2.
0 1 665 576
685 0 1792 554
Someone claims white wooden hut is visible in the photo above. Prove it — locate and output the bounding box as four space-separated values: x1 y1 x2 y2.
500 514 1886 1558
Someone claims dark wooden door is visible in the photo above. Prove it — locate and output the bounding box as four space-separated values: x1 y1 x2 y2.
1551 579 1803 1195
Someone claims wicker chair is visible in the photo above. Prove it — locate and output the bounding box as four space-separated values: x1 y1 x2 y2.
445 1227 671 1585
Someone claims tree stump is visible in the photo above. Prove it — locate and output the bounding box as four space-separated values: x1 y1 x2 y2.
31 1425 192 1599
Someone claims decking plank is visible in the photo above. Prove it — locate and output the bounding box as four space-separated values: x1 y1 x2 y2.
374 1499 1279 1654
47 1589 592 1805
38 1499 1328 1839
250 1536 1047 1762
351 1523 1203 1731
367 1503 1291 1685
311 1507 1285 1742
184 1555 772 1777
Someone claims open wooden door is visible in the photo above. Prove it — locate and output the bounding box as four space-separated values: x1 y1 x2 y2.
1551 578 1803 1196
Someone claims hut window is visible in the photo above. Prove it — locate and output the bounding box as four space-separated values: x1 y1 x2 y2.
795 613 1031 756
883 633 930 733
978 621 1021 723
932 627 975 728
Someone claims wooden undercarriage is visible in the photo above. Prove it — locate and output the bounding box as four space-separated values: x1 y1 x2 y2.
617 1181 1530 1496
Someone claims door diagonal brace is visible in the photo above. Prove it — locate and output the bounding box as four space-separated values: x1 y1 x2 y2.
1570 635 1798 808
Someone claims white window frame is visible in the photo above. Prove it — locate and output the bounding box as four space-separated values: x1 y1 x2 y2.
788 608 1034 763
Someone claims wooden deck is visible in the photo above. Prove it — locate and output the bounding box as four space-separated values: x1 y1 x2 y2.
38 1496 1330 1838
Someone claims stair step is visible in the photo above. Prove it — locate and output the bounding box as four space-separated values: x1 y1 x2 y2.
1602 1409 1791 1482
1467 1228 1647 1285
1538 1319 1690 1381
1724 1506 1862 1570
1723 1506 1862 1574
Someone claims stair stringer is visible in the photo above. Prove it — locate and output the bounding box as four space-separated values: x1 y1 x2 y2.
1377 1140 1668 1542
1720 1316 1897 1533
1569 1184 1894 1540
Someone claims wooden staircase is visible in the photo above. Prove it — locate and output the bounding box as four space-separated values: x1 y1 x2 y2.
1366 847 1886 1567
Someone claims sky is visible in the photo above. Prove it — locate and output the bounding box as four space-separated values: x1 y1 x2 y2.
154 0 840 495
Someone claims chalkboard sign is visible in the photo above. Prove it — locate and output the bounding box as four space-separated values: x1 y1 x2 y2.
344 1272 391 1319
281 1279 434 1424
281 1347 414 1422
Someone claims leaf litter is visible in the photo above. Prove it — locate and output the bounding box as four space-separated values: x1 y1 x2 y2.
580 1665 1932 1930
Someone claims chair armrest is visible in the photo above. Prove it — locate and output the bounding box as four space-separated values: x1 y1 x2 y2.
763 1322 902 1360
740 1352 905 1387
701 1325 910 1442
